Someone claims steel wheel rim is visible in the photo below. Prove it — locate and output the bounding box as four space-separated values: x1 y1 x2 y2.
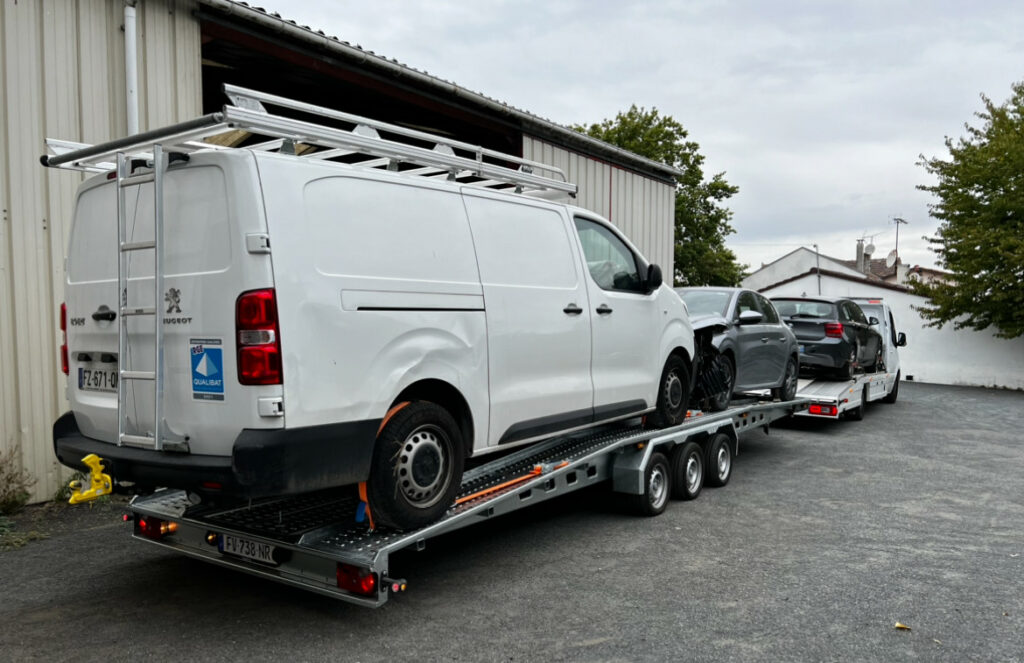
396 424 452 508
715 446 731 480
685 453 702 494
665 370 684 411
649 464 668 508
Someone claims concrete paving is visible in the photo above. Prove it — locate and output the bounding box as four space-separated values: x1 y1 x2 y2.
1 382 1022 662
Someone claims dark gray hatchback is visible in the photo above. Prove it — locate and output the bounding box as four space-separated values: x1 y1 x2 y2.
771 296 883 379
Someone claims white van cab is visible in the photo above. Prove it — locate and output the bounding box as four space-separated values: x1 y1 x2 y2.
46 87 695 529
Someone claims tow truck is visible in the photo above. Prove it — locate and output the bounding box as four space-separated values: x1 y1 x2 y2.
115 399 807 607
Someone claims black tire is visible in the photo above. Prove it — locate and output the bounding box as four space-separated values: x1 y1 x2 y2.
845 385 867 421
772 356 798 402
836 344 857 380
873 347 884 373
882 371 900 404
670 442 704 500
367 401 465 531
704 433 733 488
647 355 691 428
707 353 735 412
628 451 671 517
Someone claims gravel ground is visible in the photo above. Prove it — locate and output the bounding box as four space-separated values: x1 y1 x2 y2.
1 381 1021 662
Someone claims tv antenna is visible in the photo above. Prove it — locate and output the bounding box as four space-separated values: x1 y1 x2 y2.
892 216 908 258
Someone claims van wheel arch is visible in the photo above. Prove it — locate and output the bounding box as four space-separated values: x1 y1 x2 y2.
393 379 474 457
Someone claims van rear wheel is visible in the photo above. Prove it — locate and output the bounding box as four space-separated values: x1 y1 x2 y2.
367 401 464 531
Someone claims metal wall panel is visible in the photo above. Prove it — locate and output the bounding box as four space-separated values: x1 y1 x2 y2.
0 0 201 502
523 136 675 276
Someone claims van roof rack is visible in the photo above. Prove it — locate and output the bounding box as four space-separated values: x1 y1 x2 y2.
40 84 577 197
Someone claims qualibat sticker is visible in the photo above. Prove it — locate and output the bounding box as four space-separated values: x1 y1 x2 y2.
190 338 224 401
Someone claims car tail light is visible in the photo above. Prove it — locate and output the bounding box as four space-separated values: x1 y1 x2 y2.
236 289 282 385
337 563 378 597
137 517 178 540
824 322 844 338
60 303 69 375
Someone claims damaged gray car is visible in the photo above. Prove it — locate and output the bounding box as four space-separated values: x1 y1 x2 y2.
676 287 800 411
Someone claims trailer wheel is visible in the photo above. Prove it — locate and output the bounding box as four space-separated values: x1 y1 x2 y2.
670 442 704 500
648 356 691 428
846 385 868 421
882 371 900 404
704 433 733 487
367 401 465 531
629 452 671 517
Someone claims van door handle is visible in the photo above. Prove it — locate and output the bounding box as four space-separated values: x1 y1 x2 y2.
760 337 769 343
92 307 116 322
563 304 583 315
596 304 613 315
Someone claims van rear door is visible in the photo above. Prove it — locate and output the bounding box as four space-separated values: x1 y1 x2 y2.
64 153 279 456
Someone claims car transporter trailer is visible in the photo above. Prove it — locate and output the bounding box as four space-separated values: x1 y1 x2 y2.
114 399 807 607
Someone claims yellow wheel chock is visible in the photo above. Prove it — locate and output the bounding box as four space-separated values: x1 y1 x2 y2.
68 454 113 505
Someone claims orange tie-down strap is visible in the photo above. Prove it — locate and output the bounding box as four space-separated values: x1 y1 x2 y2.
455 460 570 506
358 481 376 530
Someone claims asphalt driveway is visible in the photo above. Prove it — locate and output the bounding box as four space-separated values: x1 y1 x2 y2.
1 382 1021 662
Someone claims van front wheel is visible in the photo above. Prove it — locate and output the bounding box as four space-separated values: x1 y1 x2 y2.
647 355 691 429
367 401 465 531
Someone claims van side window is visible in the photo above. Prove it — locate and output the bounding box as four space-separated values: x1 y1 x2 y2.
573 218 644 293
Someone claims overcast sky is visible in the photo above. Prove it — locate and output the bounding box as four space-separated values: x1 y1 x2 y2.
251 0 1023 272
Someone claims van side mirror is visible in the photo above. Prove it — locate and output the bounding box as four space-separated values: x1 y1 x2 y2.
868 316 880 325
897 332 907 347
738 310 763 325
646 264 663 292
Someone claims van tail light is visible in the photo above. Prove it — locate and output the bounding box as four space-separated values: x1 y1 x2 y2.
824 322 844 338
60 303 69 375
236 288 282 385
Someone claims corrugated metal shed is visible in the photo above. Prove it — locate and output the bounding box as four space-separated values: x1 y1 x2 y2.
523 137 675 273
0 0 201 501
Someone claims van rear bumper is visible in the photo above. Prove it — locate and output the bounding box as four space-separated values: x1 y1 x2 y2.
52 412 380 498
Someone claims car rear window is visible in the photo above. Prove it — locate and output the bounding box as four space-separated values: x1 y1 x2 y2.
772 300 837 319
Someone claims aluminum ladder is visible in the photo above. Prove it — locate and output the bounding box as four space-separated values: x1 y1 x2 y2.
115 146 169 450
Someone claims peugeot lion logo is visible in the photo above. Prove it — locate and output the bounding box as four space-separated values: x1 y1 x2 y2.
165 288 182 314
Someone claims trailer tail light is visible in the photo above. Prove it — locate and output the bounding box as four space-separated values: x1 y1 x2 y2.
808 404 837 416
236 288 282 385
824 322 844 338
337 563 378 597
137 517 178 540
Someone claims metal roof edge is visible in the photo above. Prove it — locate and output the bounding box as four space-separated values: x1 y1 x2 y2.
198 0 684 182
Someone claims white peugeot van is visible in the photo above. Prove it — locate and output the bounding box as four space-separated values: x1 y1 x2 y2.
47 88 695 529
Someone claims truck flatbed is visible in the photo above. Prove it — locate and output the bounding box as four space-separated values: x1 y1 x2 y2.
128 398 807 607
794 370 898 420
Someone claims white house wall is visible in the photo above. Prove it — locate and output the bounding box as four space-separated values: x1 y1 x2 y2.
743 247 865 292
0 0 201 501
762 273 1024 389
523 137 675 276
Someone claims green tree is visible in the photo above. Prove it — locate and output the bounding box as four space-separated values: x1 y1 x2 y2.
574 105 745 286
915 81 1024 338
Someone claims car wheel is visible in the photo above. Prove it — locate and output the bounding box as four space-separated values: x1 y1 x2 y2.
367 401 465 531
882 371 900 404
670 442 704 500
772 356 798 402
628 452 671 516
704 433 733 487
708 353 735 412
648 355 691 428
